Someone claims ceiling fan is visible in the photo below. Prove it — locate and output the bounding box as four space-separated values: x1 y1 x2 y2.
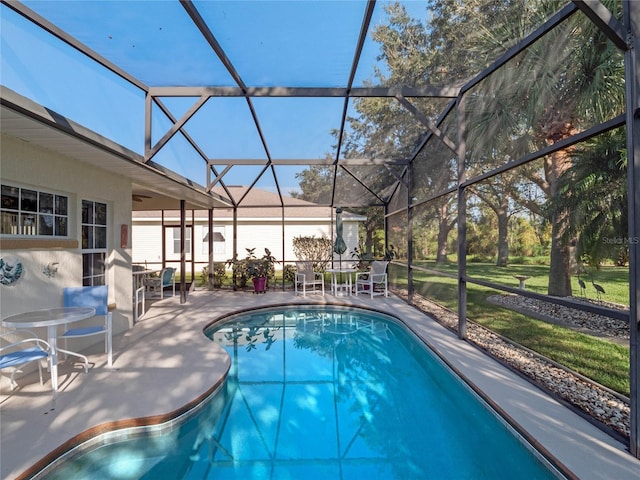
132 194 152 203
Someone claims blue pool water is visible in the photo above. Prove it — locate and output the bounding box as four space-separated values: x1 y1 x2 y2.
42 306 563 479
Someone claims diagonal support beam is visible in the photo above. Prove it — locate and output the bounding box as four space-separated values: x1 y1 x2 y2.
385 165 408 188
573 0 629 51
153 97 210 163
207 163 233 192
395 95 459 156
180 0 247 91
145 95 209 162
180 0 274 171
333 0 376 206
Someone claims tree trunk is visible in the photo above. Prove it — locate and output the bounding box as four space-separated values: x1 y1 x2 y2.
547 231 573 295
545 145 574 296
548 208 572 296
365 228 374 256
436 222 449 265
436 207 452 265
496 209 509 267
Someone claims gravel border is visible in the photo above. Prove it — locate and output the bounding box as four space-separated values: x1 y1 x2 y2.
393 289 630 441
487 294 629 344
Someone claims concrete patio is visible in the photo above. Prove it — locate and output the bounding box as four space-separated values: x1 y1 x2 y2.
1 290 639 479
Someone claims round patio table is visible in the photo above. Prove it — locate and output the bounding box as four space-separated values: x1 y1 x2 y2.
326 268 357 296
2 307 96 398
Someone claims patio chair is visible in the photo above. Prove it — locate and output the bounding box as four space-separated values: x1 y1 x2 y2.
144 267 176 299
59 285 113 370
0 329 52 394
295 262 324 296
355 261 388 298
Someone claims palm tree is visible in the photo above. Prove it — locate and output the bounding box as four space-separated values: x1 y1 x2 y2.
550 129 628 268
465 0 625 296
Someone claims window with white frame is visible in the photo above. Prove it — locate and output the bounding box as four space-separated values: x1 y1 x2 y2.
81 200 107 286
172 227 191 254
0 184 68 236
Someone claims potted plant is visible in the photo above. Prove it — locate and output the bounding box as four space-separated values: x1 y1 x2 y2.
351 246 375 271
246 248 276 293
351 244 396 270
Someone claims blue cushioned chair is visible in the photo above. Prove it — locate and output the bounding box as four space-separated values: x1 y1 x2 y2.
59 285 113 370
0 329 52 394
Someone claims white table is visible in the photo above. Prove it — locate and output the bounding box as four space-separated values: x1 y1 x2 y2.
326 268 357 296
2 307 96 398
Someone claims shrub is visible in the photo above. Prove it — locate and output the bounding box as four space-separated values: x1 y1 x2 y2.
201 262 227 287
283 264 297 284
292 235 332 271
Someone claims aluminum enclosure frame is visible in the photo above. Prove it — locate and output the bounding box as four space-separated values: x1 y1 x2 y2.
0 0 638 459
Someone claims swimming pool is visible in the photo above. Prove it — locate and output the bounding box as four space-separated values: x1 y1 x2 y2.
40 306 565 479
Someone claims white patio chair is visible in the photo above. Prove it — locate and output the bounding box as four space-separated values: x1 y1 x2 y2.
58 285 113 370
0 329 52 394
295 262 325 296
355 261 388 298
144 267 176 299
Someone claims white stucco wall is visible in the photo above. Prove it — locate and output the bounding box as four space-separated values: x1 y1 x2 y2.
0 134 133 337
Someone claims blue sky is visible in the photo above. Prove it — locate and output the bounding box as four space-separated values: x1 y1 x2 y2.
1 1 429 194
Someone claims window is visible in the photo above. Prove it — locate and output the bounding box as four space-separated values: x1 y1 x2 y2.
202 227 226 255
82 200 107 286
172 227 191 254
1 184 68 236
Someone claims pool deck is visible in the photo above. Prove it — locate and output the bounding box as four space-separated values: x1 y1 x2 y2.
1 290 639 479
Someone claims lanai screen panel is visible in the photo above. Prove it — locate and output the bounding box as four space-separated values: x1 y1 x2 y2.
0 3 146 153
410 193 459 311
6 0 627 211
387 167 408 214
411 111 458 204
464 10 626 179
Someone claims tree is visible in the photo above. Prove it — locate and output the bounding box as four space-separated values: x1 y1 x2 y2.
468 171 521 266
551 128 628 267
464 0 625 296
290 164 333 204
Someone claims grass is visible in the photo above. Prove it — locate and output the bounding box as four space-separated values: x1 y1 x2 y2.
466 284 630 396
391 263 631 396
413 260 630 306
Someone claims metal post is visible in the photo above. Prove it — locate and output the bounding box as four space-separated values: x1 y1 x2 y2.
232 207 238 291
180 200 187 304
281 205 285 291
457 94 467 339
191 209 196 282
624 0 640 459
208 208 214 290
161 210 166 270
407 163 414 304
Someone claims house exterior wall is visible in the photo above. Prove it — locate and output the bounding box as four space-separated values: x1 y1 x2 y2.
132 215 360 273
0 134 133 336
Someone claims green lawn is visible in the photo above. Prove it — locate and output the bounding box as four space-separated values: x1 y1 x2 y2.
391 262 631 396
412 260 630 305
